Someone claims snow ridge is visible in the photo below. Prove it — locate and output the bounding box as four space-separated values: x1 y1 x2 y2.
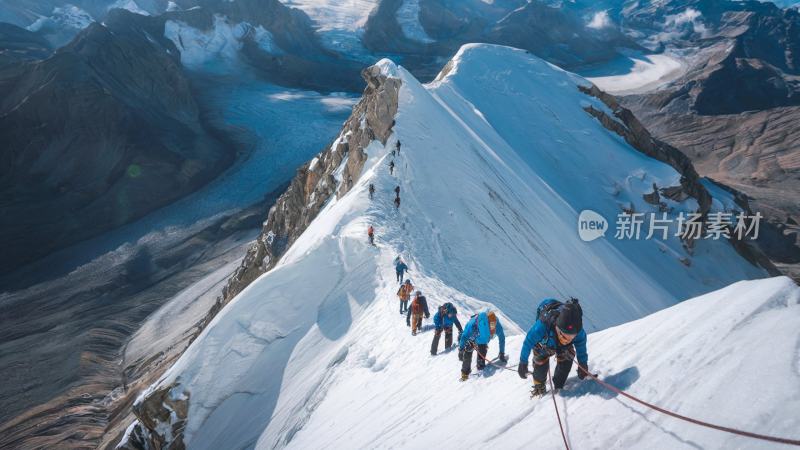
129 44 785 450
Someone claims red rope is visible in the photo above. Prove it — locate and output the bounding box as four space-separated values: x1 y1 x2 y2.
548 365 570 450
470 344 569 449
574 359 800 447
469 343 517 373
468 344 800 447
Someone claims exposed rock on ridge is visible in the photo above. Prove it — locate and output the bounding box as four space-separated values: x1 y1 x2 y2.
123 61 401 449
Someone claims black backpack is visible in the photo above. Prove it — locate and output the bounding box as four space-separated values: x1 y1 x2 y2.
537 298 581 328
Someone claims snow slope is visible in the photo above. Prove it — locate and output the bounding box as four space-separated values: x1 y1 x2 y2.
275 276 800 449
135 44 776 449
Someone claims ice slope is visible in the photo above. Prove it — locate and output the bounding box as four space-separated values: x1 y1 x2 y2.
139 44 772 449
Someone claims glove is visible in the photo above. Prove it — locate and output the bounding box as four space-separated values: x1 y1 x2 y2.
498 353 508 363
425 313 430 319
458 348 464 361
518 362 529 379
577 363 589 380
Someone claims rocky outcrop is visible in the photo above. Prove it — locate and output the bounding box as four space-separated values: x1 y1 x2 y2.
124 62 400 449
579 84 712 216
215 63 399 308
579 83 781 275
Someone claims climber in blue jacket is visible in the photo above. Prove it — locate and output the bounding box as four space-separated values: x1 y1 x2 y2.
458 311 507 381
430 302 463 355
518 298 589 397
395 259 408 283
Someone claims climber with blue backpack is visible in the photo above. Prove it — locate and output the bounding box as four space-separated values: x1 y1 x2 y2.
430 302 463 355
458 311 507 381
517 298 589 397
395 258 408 283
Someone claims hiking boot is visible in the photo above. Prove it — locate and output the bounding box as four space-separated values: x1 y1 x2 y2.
530 382 547 398
460 373 469 382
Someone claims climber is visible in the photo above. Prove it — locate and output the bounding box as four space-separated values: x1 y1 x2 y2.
517 298 589 397
394 185 400 197
458 311 507 381
368 225 375 246
395 258 409 283
431 302 463 355
369 183 375 199
396 140 401 154
406 290 430 336
394 196 401 209
389 160 395 175
397 279 413 314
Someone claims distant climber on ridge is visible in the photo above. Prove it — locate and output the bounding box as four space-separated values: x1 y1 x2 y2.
459 311 507 381
368 225 375 246
406 290 430 336
389 160 395 175
517 298 589 397
396 140 401 154
394 196 401 209
369 183 375 199
397 279 413 314
431 302 463 355
395 258 409 283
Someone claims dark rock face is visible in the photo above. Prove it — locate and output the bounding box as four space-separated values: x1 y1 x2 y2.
362 0 642 82
0 22 51 65
0 11 235 275
693 52 800 115
484 2 642 69
125 62 400 449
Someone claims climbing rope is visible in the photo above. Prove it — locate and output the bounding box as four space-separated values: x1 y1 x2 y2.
469 343 516 373
466 343 800 447
548 365 570 450
470 344 568 449
572 359 800 447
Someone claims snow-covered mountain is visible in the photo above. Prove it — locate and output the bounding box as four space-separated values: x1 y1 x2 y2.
121 44 782 449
